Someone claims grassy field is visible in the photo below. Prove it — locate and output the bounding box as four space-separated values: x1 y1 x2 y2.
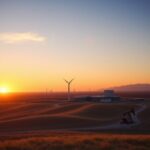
0 92 150 149
0 101 141 133
0 133 150 150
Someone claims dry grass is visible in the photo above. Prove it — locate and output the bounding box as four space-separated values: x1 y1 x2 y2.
0 102 140 132
0 134 150 150
136 104 150 130
0 103 55 121
72 103 139 120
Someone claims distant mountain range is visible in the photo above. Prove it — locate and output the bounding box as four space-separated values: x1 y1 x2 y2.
110 84 150 92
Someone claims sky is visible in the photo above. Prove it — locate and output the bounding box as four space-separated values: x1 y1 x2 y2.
0 0 150 92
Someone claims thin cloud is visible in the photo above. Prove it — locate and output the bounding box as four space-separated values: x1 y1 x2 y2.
0 32 46 43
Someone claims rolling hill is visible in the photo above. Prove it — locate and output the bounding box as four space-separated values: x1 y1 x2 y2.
111 84 150 92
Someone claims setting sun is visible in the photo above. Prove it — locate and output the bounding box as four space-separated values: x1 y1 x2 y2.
0 87 9 94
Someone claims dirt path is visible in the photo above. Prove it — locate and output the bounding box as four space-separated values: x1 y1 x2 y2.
0 103 147 137
72 104 147 131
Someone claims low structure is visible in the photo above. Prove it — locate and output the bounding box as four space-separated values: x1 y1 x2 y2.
92 90 120 102
74 90 120 103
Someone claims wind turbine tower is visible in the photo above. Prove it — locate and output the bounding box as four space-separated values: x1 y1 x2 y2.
64 78 74 101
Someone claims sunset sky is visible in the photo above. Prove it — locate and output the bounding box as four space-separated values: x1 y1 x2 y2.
0 0 150 92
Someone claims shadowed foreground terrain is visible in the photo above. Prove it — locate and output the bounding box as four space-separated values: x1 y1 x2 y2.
0 101 141 133
0 92 150 149
0 134 150 150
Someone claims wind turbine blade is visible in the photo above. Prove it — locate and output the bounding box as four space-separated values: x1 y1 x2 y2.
64 79 69 83
69 78 74 83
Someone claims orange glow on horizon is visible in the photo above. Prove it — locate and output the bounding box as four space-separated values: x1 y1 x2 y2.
1 70 150 93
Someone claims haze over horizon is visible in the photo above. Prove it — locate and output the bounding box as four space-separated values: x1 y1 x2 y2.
0 0 150 92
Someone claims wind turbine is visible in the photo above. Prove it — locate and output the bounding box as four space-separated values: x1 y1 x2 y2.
45 88 48 97
64 78 74 101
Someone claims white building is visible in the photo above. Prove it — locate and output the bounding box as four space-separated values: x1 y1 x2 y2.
74 90 120 103
98 90 120 102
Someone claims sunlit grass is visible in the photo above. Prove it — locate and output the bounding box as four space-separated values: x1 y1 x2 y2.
0 134 150 150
